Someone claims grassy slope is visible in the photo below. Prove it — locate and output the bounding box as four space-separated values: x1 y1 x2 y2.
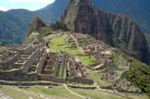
123 56 150 97
0 86 42 99
1 85 148 99
48 34 96 67
21 85 80 99
73 88 128 99
88 69 111 87
21 85 148 99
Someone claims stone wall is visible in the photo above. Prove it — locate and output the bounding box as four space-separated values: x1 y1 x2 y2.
37 74 93 84
0 69 22 80
0 80 59 86
22 49 40 73
66 77 94 85
68 85 96 89
36 51 47 74
17 45 35 55
37 74 65 83
0 52 21 67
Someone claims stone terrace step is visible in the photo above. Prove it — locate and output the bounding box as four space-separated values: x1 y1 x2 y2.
43 70 54 74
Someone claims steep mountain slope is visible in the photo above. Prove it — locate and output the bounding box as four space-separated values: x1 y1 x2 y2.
92 0 150 34
0 11 28 44
28 17 46 34
63 0 113 44
0 0 150 44
108 13 149 63
36 0 68 21
145 34 150 49
63 0 150 64
0 0 68 44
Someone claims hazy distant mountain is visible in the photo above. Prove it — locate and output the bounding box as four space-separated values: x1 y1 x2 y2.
0 0 150 44
92 0 150 34
0 0 68 44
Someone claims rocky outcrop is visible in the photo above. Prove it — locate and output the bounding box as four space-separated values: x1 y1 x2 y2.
108 13 150 63
63 0 150 64
28 17 46 34
63 0 113 44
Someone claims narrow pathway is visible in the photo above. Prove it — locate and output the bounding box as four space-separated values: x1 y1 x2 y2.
95 84 133 99
63 84 87 99
7 86 52 99
69 34 80 48
0 90 12 99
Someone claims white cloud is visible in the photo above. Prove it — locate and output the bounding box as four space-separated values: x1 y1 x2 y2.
0 6 7 11
10 0 55 4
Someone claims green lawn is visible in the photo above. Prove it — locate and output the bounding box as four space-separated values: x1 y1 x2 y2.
88 70 111 86
0 86 42 99
71 88 126 99
72 88 149 99
21 85 80 99
48 34 96 67
1 85 148 99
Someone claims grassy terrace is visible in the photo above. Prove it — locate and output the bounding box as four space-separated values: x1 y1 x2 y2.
19 85 149 99
48 34 96 67
88 70 111 87
21 85 79 99
22 85 125 99
0 85 148 99
0 86 42 99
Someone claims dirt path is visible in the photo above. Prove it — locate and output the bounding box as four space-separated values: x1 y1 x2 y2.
69 34 80 48
7 86 57 99
96 84 133 99
0 90 12 99
63 84 87 99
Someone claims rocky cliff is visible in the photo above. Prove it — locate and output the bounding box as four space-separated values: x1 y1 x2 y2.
108 13 149 63
63 0 150 64
28 17 46 34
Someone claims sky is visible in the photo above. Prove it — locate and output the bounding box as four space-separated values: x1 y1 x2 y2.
0 0 55 11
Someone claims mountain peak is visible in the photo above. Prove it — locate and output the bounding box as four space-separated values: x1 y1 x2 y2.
28 17 46 34
63 0 150 64
63 0 113 42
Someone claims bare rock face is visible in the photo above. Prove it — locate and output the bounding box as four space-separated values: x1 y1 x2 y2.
64 0 113 44
108 13 149 63
28 17 46 33
63 0 150 64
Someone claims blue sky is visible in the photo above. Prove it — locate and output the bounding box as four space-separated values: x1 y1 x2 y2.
0 0 55 11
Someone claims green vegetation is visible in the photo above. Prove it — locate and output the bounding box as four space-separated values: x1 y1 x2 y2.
57 64 65 78
123 56 150 97
112 54 127 70
48 34 96 66
0 86 42 99
88 70 111 87
21 85 80 99
1 85 148 99
50 21 67 31
72 88 127 99
39 27 53 37
55 64 61 77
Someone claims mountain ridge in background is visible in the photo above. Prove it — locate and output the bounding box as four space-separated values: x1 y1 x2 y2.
0 0 150 44
0 0 68 44
63 0 150 64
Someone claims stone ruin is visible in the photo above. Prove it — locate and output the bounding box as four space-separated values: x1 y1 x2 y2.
0 32 141 92
0 41 93 84
38 52 93 84
69 33 141 93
